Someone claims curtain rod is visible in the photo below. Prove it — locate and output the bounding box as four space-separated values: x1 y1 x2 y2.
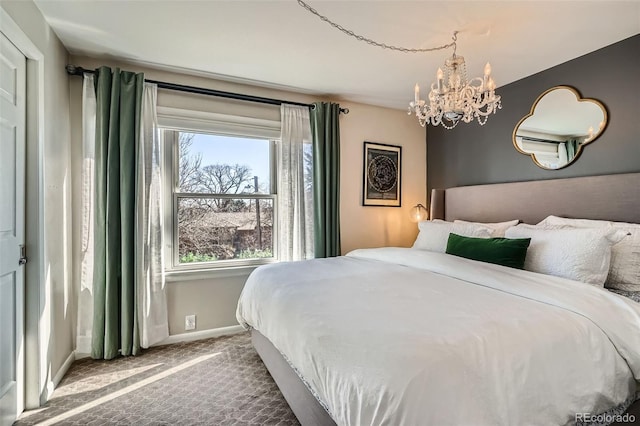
516 135 565 144
66 65 348 114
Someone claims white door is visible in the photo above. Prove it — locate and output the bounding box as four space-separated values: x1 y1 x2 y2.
0 32 26 426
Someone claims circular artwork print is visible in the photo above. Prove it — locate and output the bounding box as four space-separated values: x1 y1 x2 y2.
368 155 398 193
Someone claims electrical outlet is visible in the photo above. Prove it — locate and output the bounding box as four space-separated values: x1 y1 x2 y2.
185 314 196 331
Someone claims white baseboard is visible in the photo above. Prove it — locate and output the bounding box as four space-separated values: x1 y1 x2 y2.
74 325 246 359
154 325 245 346
46 351 76 397
43 326 244 400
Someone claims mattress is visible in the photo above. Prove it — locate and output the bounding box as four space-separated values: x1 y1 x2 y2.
236 248 640 425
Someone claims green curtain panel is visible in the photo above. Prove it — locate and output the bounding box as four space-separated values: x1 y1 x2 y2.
92 66 144 359
566 138 579 161
310 102 341 257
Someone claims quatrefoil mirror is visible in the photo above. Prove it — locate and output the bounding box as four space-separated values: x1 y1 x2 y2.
513 86 607 170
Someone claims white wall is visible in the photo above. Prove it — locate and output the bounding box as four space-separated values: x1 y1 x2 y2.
67 56 426 336
1 0 73 403
339 102 426 253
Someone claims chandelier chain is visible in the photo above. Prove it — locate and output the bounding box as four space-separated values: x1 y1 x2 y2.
297 0 456 54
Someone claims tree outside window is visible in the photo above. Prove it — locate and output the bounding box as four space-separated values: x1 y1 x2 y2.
174 132 274 264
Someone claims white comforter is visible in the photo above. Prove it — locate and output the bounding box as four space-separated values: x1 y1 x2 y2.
236 248 640 426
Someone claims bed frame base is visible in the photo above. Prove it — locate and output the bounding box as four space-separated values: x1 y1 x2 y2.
620 399 640 422
251 329 336 426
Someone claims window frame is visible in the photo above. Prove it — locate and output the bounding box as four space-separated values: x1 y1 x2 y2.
158 107 281 273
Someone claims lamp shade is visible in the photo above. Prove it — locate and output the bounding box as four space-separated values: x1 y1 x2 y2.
410 204 429 222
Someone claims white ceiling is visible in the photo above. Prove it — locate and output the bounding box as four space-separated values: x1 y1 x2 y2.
34 0 640 110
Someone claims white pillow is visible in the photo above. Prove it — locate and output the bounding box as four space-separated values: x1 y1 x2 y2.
413 220 493 253
537 215 640 291
454 219 519 237
505 224 628 286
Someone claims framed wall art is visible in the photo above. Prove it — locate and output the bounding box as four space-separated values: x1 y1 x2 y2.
362 142 401 207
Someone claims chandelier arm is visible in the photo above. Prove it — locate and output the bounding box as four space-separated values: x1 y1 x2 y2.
475 108 497 117
476 106 497 117
297 0 456 54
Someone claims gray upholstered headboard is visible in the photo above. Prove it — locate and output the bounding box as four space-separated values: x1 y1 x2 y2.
430 173 640 225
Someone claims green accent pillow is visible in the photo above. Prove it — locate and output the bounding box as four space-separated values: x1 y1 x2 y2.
445 233 531 270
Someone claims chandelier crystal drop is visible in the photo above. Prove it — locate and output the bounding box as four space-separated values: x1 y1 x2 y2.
409 33 502 129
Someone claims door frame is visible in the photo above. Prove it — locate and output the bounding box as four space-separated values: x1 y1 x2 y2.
0 7 49 410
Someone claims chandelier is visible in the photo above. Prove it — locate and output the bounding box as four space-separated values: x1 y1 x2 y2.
296 1 501 129
409 32 502 129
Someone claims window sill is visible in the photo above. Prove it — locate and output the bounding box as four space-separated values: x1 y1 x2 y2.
165 264 266 282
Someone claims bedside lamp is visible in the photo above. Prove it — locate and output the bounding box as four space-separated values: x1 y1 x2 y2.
410 204 429 223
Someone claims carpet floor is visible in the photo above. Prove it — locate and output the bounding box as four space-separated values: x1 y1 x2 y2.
16 332 300 425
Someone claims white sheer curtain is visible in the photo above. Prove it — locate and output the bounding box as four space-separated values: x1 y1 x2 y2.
77 74 96 354
136 83 169 347
278 105 314 261
77 76 168 353
558 142 568 166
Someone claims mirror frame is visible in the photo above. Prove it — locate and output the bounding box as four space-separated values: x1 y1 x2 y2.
512 85 608 170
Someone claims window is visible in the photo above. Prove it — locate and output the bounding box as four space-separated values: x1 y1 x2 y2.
160 106 314 271
173 131 276 266
162 120 279 269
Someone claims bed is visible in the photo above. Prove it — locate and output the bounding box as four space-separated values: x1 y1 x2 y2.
236 172 640 426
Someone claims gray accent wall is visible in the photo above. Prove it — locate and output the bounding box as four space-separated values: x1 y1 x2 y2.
427 34 640 192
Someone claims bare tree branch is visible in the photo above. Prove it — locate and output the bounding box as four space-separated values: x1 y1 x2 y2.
178 133 202 192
